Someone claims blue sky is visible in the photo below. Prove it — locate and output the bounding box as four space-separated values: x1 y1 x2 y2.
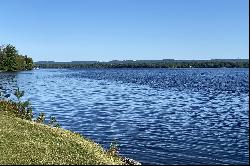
0 0 249 62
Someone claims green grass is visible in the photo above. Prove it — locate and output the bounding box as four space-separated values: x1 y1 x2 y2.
0 111 125 165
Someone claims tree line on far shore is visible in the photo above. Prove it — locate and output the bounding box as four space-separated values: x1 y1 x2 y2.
35 59 249 69
0 44 34 71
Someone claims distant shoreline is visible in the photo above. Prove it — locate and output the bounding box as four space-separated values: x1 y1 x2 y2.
34 59 249 69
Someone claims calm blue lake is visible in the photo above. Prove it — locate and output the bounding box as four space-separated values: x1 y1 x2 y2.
0 68 249 165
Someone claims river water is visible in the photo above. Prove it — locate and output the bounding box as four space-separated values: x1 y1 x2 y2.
0 68 249 165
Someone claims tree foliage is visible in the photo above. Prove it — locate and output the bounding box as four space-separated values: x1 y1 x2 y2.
35 59 249 69
0 44 34 71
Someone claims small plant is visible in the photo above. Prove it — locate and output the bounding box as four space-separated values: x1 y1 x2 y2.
107 139 119 156
1 87 60 127
48 116 61 128
14 87 24 102
12 88 33 120
35 112 46 123
18 100 33 120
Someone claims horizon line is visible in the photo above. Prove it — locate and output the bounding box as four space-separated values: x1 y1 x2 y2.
35 58 249 63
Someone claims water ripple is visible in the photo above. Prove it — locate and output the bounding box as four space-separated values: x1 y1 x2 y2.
0 68 249 165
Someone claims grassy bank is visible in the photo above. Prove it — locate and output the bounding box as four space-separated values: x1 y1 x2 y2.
0 110 125 165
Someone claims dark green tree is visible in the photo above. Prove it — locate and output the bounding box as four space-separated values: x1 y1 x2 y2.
1 44 18 71
0 44 34 71
24 55 34 70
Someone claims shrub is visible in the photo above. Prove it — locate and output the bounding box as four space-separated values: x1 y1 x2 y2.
48 116 61 128
107 139 120 156
0 88 60 127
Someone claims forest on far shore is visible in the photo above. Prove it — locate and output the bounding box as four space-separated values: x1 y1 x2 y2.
35 59 249 69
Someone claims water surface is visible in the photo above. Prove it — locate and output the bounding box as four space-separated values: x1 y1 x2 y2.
0 68 249 165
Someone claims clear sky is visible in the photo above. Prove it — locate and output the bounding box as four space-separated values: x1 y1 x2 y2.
0 0 249 62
